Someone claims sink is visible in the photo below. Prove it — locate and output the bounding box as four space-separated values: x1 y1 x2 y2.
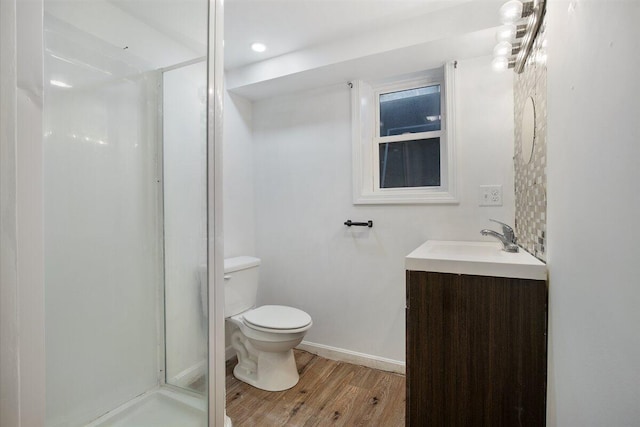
405 240 546 280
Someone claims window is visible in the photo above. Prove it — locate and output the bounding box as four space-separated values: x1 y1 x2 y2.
351 63 457 204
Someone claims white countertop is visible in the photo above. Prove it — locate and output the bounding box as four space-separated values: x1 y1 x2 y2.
405 240 547 280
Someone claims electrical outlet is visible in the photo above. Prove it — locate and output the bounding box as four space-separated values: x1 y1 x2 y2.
479 185 503 206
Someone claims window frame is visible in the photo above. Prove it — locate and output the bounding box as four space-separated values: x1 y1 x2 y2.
351 62 458 204
374 79 444 191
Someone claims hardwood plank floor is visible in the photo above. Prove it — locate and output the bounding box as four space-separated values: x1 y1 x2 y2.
226 350 405 427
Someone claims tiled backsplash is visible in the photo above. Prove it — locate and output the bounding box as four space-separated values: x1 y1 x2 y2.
514 20 547 261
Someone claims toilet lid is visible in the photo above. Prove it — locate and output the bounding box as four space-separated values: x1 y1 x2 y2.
243 305 312 330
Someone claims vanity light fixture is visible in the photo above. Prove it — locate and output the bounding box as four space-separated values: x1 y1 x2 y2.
492 57 515 72
493 0 546 73
495 24 527 43
251 42 267 53
499 0 528 24
493 41 513 57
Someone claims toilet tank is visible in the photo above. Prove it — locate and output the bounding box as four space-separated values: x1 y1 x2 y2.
224 256 261 317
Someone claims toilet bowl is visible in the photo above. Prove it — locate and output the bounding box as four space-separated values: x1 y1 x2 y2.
222 257 312 391
228 305 312 391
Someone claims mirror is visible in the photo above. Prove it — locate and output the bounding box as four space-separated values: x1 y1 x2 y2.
521 96 536 164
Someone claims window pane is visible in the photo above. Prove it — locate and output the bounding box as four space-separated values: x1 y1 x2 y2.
379 85 441 136
379 138 440 188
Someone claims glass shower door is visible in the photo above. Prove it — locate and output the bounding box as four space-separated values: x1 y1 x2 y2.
43 0 211 425
162 60 209 394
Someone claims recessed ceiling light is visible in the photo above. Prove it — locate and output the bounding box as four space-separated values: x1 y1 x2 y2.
251 42 266 53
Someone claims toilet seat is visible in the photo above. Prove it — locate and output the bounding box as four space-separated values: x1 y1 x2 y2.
242 305 312 333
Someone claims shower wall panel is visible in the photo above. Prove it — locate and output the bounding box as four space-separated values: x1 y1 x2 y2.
44 30 162 427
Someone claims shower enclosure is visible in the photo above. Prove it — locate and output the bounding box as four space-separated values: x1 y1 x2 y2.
42 0 224 425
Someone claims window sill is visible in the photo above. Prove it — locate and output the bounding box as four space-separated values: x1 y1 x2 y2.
353 190 459 205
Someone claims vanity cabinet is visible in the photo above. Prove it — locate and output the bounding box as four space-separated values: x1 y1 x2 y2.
406 270 547 427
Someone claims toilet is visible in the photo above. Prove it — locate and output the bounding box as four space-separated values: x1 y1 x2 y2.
224 256 312 391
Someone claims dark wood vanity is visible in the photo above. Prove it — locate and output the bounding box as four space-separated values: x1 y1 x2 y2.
406 270 547 426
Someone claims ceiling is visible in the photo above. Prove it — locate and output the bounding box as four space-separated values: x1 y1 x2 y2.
48 0 474 71
43 0 501 97
223 0 469 70
224 0 502 99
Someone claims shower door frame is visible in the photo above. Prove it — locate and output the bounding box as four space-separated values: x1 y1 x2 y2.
156 0 226 422
0 0 46 425
158 56 207 393
207 0 227 425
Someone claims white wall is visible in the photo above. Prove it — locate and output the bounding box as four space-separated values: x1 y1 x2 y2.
44 45 161 427
546 1 640 425
251 56 514 362
163 61 208 385
223 89 256 258
221 87 256 358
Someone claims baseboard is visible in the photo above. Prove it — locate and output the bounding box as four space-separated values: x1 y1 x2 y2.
297 341 405 375
169 359 206 388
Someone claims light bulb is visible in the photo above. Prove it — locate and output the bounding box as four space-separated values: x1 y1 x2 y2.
496 24 517 42
492 57 510 72
493 41 513 57
499 0 524 24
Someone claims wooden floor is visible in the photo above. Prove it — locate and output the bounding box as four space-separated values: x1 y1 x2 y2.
226 350 406 426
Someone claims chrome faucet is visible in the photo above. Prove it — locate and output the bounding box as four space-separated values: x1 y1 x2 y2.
481 219 519 253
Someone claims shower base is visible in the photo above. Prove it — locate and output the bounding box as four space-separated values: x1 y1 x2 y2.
86 387 207 427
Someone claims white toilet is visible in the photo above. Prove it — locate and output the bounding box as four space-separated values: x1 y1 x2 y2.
224 256 312 391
